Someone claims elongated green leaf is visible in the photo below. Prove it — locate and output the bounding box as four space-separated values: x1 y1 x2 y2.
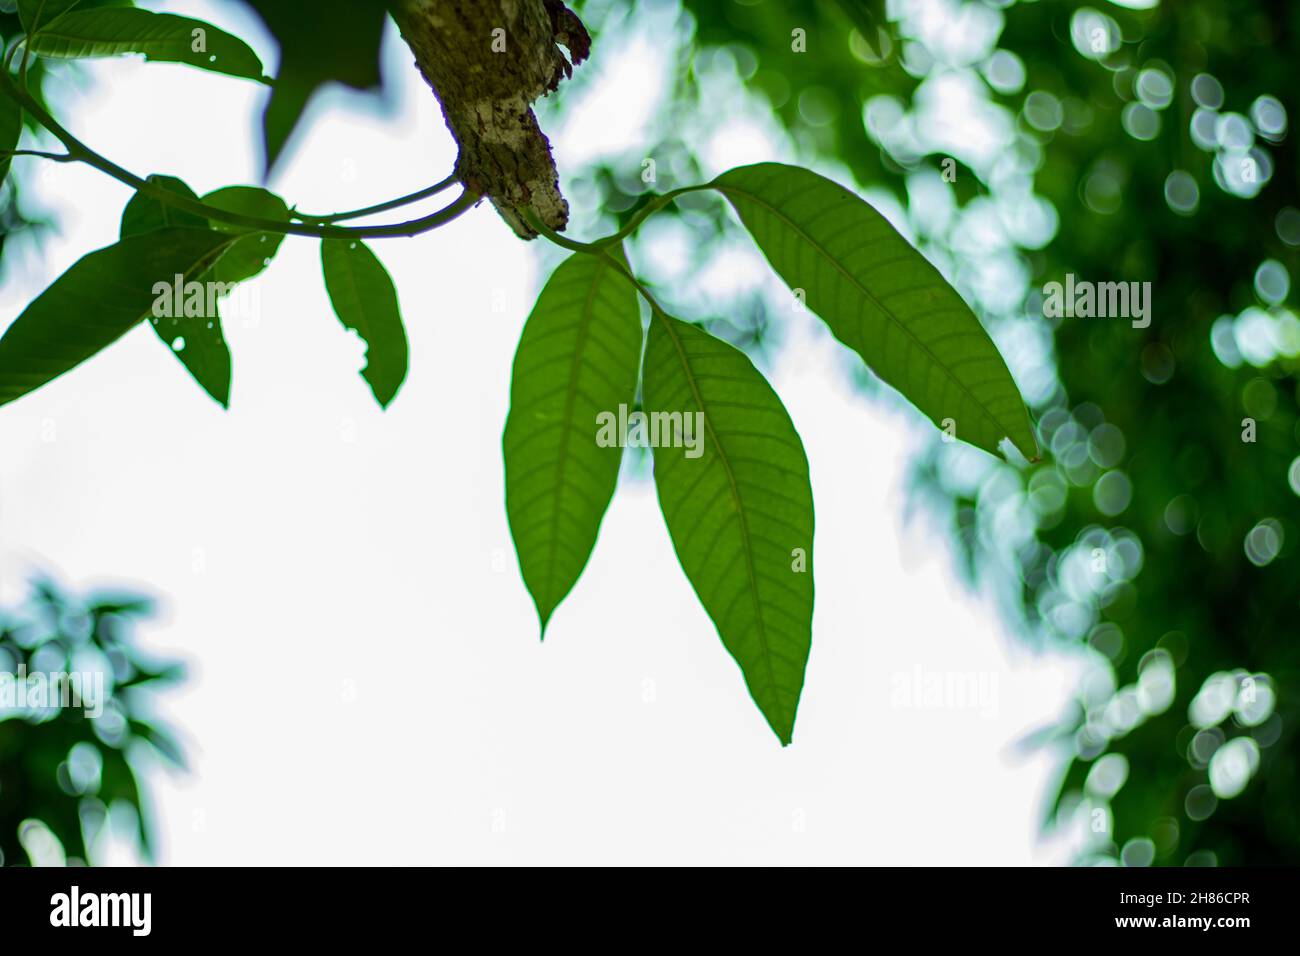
643 313 814 745
23 8 267 82
713 162 1037 459
320 239 408 408
201 185 289 284
502 250 643 634
0 227 233 407
120 177 232 407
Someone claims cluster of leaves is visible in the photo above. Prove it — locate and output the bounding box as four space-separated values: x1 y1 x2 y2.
0 578 183 866
990 0 1300 866
0 0 1036 744
0 0 414 410
630 0 1298 862
509 160 1033 742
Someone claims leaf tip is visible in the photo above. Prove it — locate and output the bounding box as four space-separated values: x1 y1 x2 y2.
534 599 556 642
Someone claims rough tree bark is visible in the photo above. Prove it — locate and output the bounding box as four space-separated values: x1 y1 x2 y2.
390 0 591 239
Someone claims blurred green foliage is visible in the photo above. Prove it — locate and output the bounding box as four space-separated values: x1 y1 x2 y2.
3 0 1293 866
0 578 183 866
563 0 1298 864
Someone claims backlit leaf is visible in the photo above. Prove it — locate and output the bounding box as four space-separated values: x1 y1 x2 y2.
0 227 233 407
502 249 643 634
714 162 1037 459
119 177 246 407
643 313 814 745
320 238 408 408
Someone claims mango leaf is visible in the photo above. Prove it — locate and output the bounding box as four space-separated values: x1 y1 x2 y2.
22 7 267 82
713 162 1037 459
120 174 207 234
201 185 289 284
0 227 234 407
17 0 83 33
643 313 814 745
502 249 643 634
120 176 232 407
236 0 387 174
0 90 21 188
320 239 408 408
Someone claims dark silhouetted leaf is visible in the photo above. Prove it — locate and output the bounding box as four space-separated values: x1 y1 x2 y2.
643 313 814 744
714 162 1036 459
201 185 288 284
120 176 232 407
320 238 408 408
237 0 387 174
503 249 642 634
0 228 233 407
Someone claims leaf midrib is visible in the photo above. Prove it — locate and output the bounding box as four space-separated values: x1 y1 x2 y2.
653 312 779 708
716 179 1028 455
539 259 607 615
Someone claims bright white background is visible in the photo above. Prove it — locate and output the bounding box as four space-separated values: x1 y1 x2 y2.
0 1 1078 864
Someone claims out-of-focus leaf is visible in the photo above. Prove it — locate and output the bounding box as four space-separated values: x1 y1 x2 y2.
320 238 408 408
98 746 150 857
129 719 186 768
643 313 814 745
236 0 387 174
714 162 1037 459
502 249 642 634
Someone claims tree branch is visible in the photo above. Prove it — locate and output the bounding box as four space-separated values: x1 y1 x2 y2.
0 72 480 240
390 0 590 239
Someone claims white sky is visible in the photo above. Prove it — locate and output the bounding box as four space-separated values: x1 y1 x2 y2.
0 1 1080 864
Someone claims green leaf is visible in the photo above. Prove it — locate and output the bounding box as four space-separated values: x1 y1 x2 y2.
237 0 387 174
116 181 286 407
0 89 21 188
200 185 289 284
502 250 643 634
120 174 208 234
320 239 408 408
22 7 267 82
0 227 233 408
120 176 233 407
643 313 814 745
713 162 1037 459
17 0 82 33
